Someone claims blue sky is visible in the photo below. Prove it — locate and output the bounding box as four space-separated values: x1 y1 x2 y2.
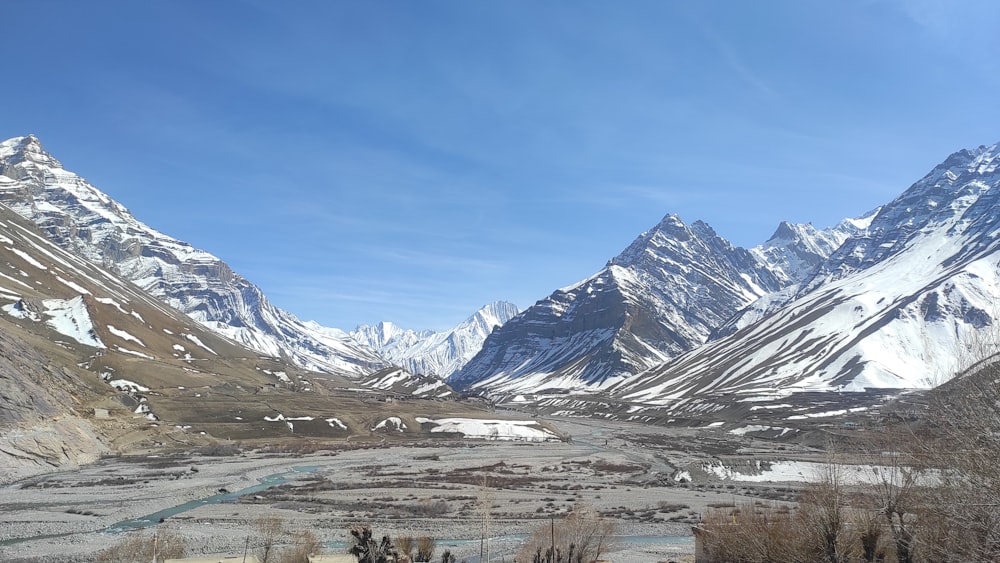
4 1 1000 330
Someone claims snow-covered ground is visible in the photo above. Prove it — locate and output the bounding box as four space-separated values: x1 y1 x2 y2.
415 417 559 441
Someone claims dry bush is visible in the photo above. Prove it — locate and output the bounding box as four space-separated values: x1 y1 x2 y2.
515 504 615 563
908 314 1000 561
96 527 185 562
416 536 436 562
853 508 887 563
279 529 322 563
699 503 801 563
910 366 1000 562
255 515 285 563
395 536 415 559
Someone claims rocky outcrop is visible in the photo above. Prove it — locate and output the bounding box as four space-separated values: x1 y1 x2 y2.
0 322 107 483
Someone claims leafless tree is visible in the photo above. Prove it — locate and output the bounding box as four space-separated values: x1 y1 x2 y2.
96 528 185 563
798 462 854 563
913 358 1000 560
279 529 322 563
857 430 920 563
476 476 494 563
516 504 615 563
255 515 285 563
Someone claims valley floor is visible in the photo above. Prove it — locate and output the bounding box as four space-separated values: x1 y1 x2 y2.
0 417 823 563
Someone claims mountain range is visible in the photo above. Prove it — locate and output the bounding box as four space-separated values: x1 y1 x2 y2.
0 136 387 378
452 143 1000 421
350 301 520 378
4 133 1000 428
449 213 868 395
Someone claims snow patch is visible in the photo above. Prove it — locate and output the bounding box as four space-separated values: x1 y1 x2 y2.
108 379 149 393
371 417 406 432
115 346 154 359
183 333 217 355
108 325 146 347
414 417 559 442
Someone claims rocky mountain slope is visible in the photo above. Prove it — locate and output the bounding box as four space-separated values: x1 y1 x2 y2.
454 142 1000 418
0 135 386 378
0 201 290 480
451 214 858 395
611 143 1000 414
351 301 520 378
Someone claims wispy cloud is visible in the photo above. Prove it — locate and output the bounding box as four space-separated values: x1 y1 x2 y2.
697 25 777 100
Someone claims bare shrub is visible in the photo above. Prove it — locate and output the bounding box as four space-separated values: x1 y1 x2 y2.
516 504 615 563
395 536 415 559
853 509 886 563
416 536 436 562
255 515 284 563
699 503 800 563
279 529 322 563
96 528 185 562
411 499 450 517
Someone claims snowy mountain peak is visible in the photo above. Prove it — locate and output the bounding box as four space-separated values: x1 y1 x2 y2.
614 141 1000 414
0 135 61 170
0 135 387 378
470 301 521 331
453 212 798 395
351 301 520 378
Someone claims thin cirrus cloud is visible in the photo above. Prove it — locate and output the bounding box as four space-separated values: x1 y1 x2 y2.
6 1 1000 331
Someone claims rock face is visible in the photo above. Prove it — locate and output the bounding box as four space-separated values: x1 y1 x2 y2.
451 215 849 395
351 301 520 378
0 135 386 377
0 308 107 483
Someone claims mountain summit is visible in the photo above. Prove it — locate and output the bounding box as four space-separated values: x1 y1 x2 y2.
351 301 520 378
0 135 386 377
614 141 1000 412
451 143 1000 406
449 213 843 395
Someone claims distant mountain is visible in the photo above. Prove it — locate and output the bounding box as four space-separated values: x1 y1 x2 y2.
451 215 855 395
351 301 520 378
613 143 1000 413
0 135 387 378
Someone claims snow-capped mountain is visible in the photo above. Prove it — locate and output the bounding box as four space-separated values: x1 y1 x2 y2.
451 215 853 395
451 143 999 405
712 215 876 338
613 143 1000 412
0 135 386 378
0 200 302 480
351 301 520 378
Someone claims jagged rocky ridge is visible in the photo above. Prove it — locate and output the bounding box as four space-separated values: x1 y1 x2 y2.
451 215 862 395
0 136 387 378
455 143 1000 410
612 144 1000 412
351 301 520 378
